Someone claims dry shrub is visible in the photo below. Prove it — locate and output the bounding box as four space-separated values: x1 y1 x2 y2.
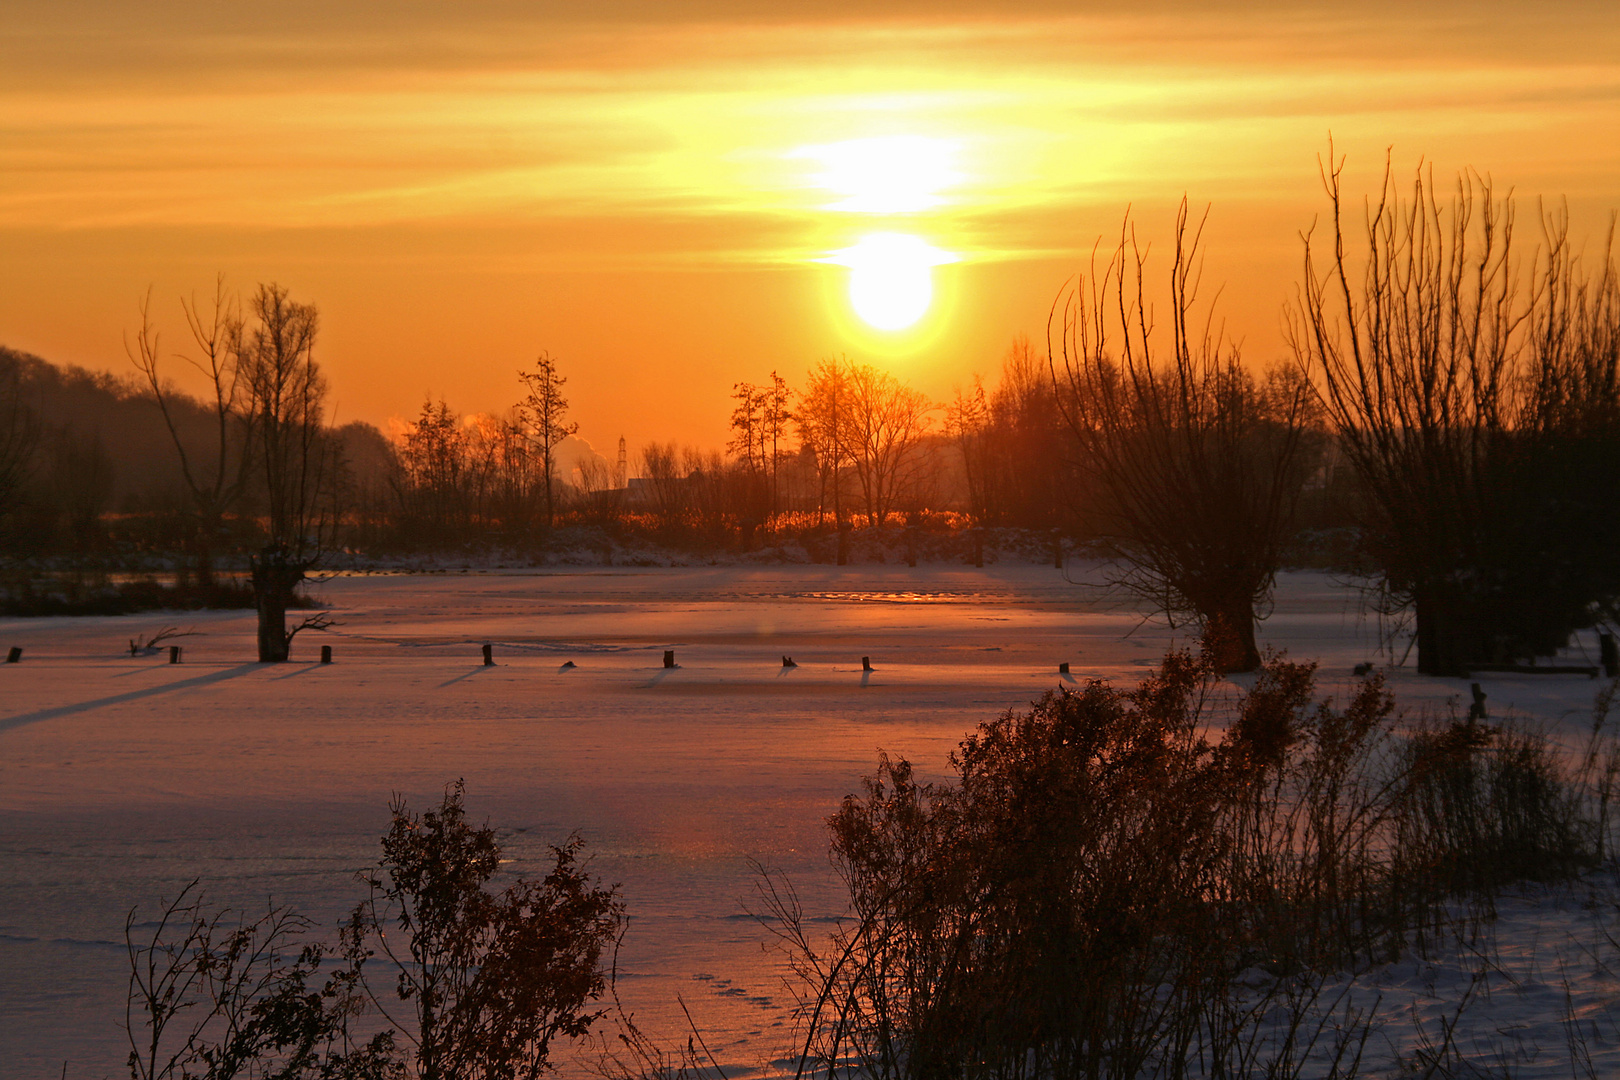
765 649 1608 1080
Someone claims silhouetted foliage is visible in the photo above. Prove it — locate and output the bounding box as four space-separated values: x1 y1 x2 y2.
1293 153 1620 674
352 780 625 1080
127 277 254 585
0 350 41 544
518 352 578 531
124 882 401 1080
124 783 623 1080
1052 203 1317 671
758 648 1611 1080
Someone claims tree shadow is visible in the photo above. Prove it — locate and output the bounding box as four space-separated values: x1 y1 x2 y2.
270 663 328 681
642 668 669 687
0 663 263 733
437 666 495 688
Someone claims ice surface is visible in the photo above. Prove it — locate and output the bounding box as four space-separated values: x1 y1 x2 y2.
1 564 1615 1077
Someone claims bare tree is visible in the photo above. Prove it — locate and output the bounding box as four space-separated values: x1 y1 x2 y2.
763 370 793 526
946 376 991 523
396 398 469 541
0 351 39 531
638 441 689 538
240 283 336 662
840 363 933 528
797 357 852 561
518 352 578 531
984 336 1068 529
728 381 765 476
1292 152 1620 674
126 277 253 585
727 380 769 538
1052 202 1315 672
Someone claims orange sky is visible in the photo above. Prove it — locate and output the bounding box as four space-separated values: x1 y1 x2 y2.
3 1 1617 462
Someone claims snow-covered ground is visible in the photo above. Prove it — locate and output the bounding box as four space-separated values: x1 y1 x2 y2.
1 563 1615 1078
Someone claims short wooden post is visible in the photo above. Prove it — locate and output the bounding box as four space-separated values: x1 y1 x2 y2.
5 646 20 663
1468 682 1488 722
1059 662 1070 674
1601 633 1618 678
861 656 872 672
168 645 181 664
663 649 676 669
320 645 332 664
482 643 494 666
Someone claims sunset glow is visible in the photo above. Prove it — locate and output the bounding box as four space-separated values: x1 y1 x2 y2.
6 8 1620 1077
0 3 1616 451
794 136 962 214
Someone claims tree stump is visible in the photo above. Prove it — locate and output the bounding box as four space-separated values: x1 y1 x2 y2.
664 649 676 669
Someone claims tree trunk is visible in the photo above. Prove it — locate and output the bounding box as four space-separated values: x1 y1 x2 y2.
1201 604 1261 674
193 524 215 589
252 546 304 662
1413 582 1489 678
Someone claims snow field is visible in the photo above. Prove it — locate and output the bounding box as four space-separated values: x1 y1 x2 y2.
1 564 1615 1077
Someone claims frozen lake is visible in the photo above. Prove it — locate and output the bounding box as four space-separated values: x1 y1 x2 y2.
1 563 1611 1077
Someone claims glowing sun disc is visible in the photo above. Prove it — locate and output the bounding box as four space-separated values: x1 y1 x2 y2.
823 233 957 331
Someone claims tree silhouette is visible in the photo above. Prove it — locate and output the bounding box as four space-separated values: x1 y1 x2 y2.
126 277 254 586
1051 202 1314 672
240 283 337 662
518 352 577 531
353 780 623 1080
1291 153 1620 674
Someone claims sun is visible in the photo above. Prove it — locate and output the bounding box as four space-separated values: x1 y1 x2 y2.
824 233 958 332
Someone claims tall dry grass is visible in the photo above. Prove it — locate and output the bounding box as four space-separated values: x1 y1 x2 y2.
727 650 1619 1080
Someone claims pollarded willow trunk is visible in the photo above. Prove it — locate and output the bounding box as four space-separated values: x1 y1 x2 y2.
1411 581 1494 678
1200 605 1261 675
251 545 305 662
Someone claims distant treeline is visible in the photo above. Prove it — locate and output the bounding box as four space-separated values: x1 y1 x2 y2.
0 343 391 561
0 335 1340 563
0 331 1096 562
1 160 1616 677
